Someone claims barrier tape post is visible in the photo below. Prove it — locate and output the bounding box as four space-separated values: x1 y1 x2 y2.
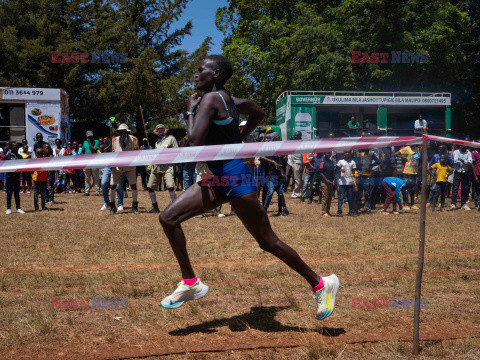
413 136 429 354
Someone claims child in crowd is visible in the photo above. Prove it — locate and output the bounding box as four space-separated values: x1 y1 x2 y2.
32 148 48 211
430 154 453 211
54 174 66 193
381 177 408 214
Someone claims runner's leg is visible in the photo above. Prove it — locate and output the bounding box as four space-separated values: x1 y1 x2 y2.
159 183 226 279
230 192 320 287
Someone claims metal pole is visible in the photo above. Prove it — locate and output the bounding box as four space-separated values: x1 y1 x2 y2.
139 105 150 148
413 136 429 355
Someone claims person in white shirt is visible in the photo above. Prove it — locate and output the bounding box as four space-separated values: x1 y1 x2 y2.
451 145 473 210
336 150 357 216
17 139 33 156
414 114 428 135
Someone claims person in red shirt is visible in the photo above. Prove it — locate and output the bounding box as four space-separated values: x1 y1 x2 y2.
32 148 48 211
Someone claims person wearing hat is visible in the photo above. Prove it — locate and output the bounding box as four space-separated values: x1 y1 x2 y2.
82 130 100 196
147 124 178 213
109 123 140 214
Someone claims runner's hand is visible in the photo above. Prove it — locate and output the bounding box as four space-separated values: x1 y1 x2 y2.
188 93 202 112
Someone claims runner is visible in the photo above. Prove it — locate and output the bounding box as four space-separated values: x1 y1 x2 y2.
159 55 339 320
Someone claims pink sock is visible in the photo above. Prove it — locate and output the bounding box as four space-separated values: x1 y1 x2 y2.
312 278 324 292
182 277 198 286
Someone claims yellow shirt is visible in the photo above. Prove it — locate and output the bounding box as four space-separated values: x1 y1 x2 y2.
431 163 452 182
400 146 419 175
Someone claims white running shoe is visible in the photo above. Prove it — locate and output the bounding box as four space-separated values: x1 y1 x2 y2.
100 204 107 211
462 204 471 211
217 213 226 218
117 205 124 211
16 209 25 214
314 274 339 320
450 204 456 211
5 209 12 215
161 279 209 309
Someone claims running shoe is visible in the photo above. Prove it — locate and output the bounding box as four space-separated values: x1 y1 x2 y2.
16 209 25 214
100 204 107 211
314 274 339 320
117 205 124 211
161 279 209 309
5 209 12 215
450 204 456 211
461 204 471 211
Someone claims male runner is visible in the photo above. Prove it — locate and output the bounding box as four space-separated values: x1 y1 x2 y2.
159 55 339 320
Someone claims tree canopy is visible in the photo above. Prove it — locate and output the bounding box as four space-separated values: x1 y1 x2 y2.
0 0 210 135
216 0 479 133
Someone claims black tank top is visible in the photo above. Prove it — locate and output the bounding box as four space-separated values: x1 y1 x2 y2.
204 91 241 171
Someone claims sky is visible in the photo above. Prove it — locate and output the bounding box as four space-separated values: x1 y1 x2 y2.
173 0 229 55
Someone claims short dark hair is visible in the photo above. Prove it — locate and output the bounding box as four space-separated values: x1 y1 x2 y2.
205 55 233 84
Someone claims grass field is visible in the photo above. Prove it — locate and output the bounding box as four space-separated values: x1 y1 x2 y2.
0 185 479 359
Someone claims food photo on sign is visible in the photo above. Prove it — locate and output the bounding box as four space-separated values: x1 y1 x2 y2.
26 101 61 145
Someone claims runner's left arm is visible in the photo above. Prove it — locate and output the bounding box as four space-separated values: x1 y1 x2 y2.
232 97 265 141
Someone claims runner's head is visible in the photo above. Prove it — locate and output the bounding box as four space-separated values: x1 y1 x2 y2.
195 55 233 91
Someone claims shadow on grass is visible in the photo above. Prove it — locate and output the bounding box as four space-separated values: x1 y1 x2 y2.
169 306 345 336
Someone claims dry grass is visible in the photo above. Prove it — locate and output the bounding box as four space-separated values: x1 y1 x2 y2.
0 184 479 359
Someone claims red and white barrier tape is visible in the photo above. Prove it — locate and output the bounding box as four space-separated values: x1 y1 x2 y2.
424 135 480 149
0 136 426 173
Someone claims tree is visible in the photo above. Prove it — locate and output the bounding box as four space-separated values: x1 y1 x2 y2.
0 0 211 136
216 0 479 133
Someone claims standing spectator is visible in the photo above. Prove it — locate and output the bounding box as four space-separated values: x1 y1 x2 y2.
99 136 126 211
308 153 323 204
82 130 100 196
394 146 420 210
472 145 480 210
147 124 178 213
355 149 379 214
336 150 357 217
319 152 335 217
18 139 33 156
19 144 32 193
33 133 46 155
261 132 288 216
414 114 428 135
63 142 77 193
430 155 453 211
32 148 48 211
4 143 25 214
450 145 472 210
43 143 56 205
289 131 304 198
109 124 140 214
300 152 316 202
347 116 361 137
71 141 84 193
181 135 197 191
381 177 407 214
283 136 295 192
